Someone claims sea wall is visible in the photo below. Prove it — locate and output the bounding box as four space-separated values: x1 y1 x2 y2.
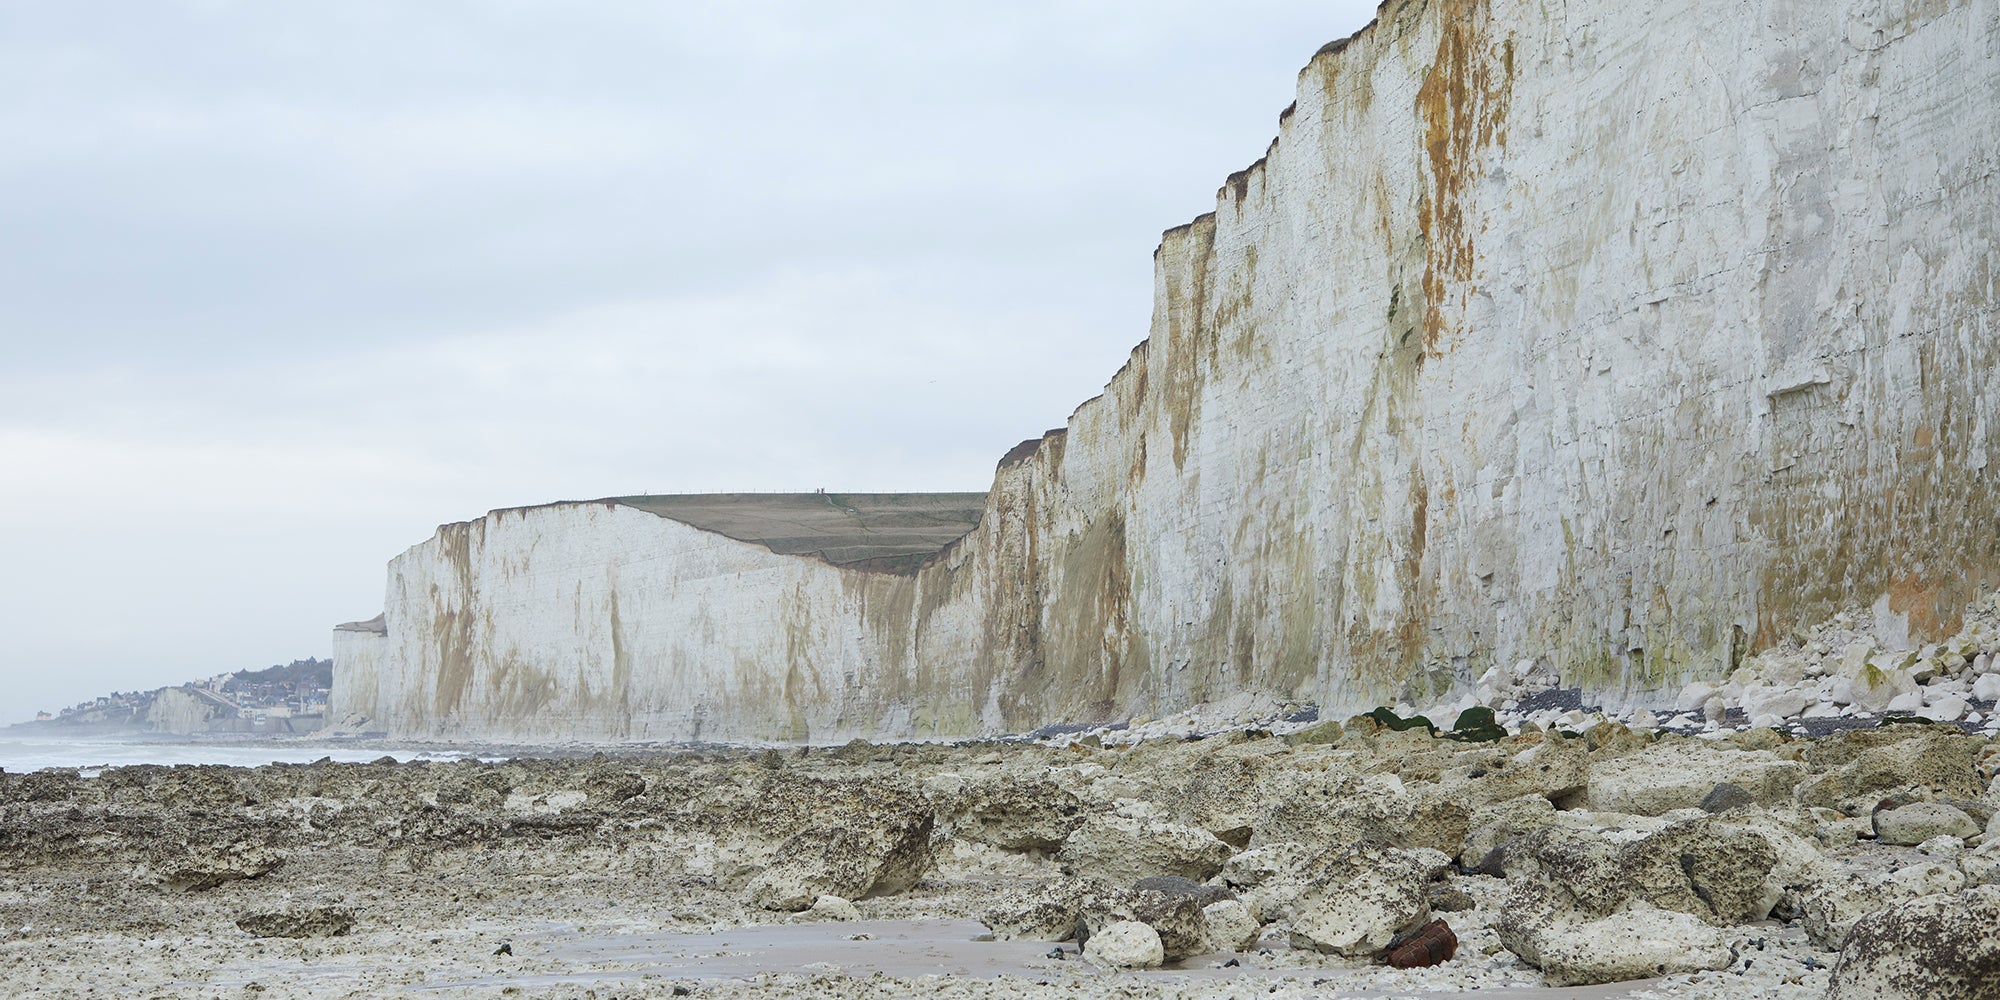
336 0 2000 741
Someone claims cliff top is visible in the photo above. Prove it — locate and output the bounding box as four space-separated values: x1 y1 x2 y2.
334 614 387 635
612 492 987 573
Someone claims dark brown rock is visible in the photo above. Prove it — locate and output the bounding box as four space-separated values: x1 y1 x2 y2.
1386 918 1457 968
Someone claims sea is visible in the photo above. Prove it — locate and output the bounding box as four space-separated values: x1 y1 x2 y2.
0 735 491 774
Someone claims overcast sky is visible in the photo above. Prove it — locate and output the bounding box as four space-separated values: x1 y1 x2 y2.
0 1 1378 725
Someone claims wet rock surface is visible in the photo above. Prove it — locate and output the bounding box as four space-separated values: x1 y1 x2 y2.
235 905 355 939
0 716 1991 998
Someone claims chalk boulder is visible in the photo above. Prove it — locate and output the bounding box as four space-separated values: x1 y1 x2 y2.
1284 842 1432 958
1525 910 1733 987
1058 814 1232 885
1801 859 1967 949
1827 885 2000 999
1083 920 1164 969
1874 803 1979 846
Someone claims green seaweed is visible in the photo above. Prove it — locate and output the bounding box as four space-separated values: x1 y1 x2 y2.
1366 706 1438 733
1444 706 1507 742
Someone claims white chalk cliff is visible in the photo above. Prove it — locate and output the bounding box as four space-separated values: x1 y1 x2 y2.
335 0 2000 741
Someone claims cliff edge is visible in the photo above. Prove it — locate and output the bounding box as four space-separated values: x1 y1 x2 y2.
336 0 2000 742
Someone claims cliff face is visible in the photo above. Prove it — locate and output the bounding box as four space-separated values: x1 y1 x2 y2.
143 687 219 736
335 0 2000 741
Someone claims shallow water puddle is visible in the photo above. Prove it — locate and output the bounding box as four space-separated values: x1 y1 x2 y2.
412 919 1661 997
183 918 1664 997
421 919 1052 987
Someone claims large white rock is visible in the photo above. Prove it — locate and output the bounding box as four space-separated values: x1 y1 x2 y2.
1973 672 2000 702
1201 899 1262 953
1919 696 1968 722
1056 814 1233 885
1676 682 1720 714
1739 685 1809 723
1842 658 1920 714
1875 803 1980 846
1525 910 1733 988
1083 920 1164 969
1588 743 1803 816
1286 866 1429 958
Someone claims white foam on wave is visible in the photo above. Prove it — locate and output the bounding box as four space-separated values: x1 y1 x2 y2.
0 737 485 774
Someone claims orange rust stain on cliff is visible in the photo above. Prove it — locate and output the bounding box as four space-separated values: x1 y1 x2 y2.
430 521 479 721
1395 473 1433 669
1162 216 1219 472
1888 572 1958 639
1414 0 1514 358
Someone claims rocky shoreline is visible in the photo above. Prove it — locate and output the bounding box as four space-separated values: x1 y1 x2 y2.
3 700 1997 998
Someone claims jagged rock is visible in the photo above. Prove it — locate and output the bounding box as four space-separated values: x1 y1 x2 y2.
742 869 819 912
946 778 1085 851
1213 842 1311 922
1252 771 1412 850
1801 858 1967 949
1082 920 1163 969
1699 783 1756 814
147 843 286 892
1057 813 1232 884
1162 743 1283 847
1436 734 1589 809
1130 874 1233 907
1796 728 1986 809
1618 818 1780 925
1587 743 1802 816
1201 899 1260 952
235 905 355 939
1283 842 1431 957
1080 885 1211 961
1703 811 1834 919
1873 802 1979 846
1493 826 1628 938
1282 720 1344 746
1959 840 2000 885
581 771 647 804
1940 795 1993 828
1460 794 1558 870
1918 835 1965 860
744 812 935 911
1827 885 2000 999
1490 825 1733 982
1429 885 1476 912
1396 792 1473 856
978 878 1110 941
